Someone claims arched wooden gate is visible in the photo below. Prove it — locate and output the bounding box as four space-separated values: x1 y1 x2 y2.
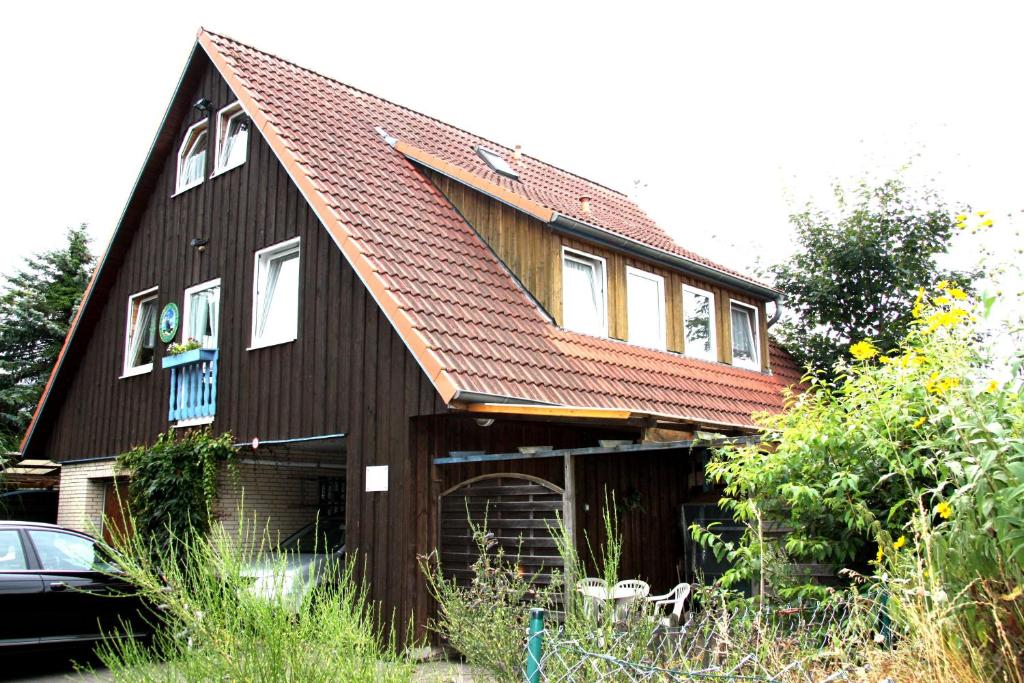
439 473 565 586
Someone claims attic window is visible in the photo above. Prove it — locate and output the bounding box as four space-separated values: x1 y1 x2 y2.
476 147 518 179
682 284 717 362
730 300 761 371
214 102 249 174
176 120 208 193
561 247 607 337
626 266 666 350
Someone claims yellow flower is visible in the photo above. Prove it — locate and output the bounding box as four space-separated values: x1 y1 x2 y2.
912 416 927 429
898 352 925 369
876 546 884 563
893 535 906 550
986 380 999 393
925 372 960 395
937 280 950 290
955 213 968 222
976 211 988 217
934 295 952 306
936 501 953 520
947 287 967 300
981 218 994 228
850 339 879 361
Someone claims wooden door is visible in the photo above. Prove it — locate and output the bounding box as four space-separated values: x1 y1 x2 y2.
102 480 133 546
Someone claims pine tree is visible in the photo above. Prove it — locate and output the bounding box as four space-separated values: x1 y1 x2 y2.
0 225 94 451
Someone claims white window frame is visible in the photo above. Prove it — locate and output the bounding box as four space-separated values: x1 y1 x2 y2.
476 147 519 179
561 246 608 338
213 101 248 175
682 284 718 362
182 278 222 350
729 299 761 371
250 237 301 350
122 286 159 378
625 266 666 350
175 120 209 194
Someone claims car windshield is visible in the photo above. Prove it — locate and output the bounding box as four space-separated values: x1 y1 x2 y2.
278 521 345 554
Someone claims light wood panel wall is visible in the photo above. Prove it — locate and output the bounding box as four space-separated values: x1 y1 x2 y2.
424 168 771 372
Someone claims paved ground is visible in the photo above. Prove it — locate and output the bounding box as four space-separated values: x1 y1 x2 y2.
0 651 476 683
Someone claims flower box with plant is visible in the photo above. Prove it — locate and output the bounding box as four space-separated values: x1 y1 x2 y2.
162 338 216 368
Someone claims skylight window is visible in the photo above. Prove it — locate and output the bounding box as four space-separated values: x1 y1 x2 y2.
476 147 518 179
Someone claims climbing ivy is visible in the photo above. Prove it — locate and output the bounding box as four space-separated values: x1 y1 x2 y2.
117 429 235 555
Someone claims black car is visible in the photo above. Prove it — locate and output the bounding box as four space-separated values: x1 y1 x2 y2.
0 521 151 651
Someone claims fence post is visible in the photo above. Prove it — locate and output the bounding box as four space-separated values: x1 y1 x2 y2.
526 607 544 683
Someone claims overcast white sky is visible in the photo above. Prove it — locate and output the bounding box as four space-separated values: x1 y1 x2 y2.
1 2 1021 329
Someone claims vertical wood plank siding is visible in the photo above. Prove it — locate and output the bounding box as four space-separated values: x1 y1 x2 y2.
24 54 447 632
424 168 771 371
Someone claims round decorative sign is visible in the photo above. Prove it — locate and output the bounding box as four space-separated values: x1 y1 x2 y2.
158 302 180 343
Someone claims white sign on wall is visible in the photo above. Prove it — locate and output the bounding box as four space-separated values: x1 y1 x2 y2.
365 465 389 492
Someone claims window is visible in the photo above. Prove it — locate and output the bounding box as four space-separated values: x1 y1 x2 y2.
183 279 221 349
123 288 158 376
0 530 27 570
730 300 761 371
176 120 208 193
682 285 718 361
626 266 666 349
27 530 112 572
561 248 607 337
214 102 249 173
251 237 300 348
476 147 519 179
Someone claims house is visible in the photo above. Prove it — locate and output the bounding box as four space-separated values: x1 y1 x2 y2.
19 29 801 633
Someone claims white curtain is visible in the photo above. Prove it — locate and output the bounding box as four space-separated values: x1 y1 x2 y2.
627 272 663 348
731 306 756 363
258 251 299 340
563 258 603 335
683 290 714 359
181 132 207 186
221 116 248 168
188 286 220 348
129 300 156 367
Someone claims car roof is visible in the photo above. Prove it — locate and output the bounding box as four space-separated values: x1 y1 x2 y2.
0 520 89 534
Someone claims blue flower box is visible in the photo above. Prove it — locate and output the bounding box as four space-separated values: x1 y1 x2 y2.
161 348 217 369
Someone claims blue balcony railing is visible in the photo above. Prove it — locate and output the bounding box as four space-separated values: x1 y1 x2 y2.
162 349 218 422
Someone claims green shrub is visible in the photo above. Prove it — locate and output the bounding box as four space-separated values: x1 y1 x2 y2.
95 518 413 682
116 429 234 557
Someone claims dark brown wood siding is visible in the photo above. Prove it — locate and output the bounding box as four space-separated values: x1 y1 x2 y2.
425 168 772 371
23 53 447 634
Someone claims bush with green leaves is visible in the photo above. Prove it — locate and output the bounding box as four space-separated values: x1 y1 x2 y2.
116 429 235 556
694 272 1023 679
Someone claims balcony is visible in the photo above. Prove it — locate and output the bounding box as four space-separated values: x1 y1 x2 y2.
162 349 218 424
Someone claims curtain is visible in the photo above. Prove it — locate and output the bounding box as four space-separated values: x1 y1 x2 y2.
221 116 248 168
731 306 756 363
627 272 662 348
188 286 220 348
129 300 156 367
181 132 207 186
563 258 602 334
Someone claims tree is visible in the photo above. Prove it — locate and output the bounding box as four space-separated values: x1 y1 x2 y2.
0 225 94 450
769 178 977 376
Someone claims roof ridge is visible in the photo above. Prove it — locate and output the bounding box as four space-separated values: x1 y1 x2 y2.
199 28 630 199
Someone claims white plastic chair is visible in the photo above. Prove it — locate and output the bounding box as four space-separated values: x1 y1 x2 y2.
612 580 650 623
575 578 607 620
647 582 691 627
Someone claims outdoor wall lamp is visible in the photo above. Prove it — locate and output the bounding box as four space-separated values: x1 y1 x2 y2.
193 97 215 114
190 237 209 253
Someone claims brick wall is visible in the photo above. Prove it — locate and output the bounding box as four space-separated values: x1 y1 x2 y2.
57 453 344 551
213 453 344 552
57 459 118 535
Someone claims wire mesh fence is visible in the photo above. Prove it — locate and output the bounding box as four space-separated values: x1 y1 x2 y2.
523 596 890 683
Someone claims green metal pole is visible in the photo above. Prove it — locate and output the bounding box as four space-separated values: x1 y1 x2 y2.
526 607 544 683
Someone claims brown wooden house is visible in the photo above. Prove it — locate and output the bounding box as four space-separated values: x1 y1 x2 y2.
20 30 801 634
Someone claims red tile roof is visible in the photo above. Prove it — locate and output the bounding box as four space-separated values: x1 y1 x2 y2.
201 30 798 429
